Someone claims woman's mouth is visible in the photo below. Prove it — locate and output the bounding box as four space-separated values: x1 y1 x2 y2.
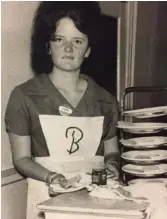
63 56 74 60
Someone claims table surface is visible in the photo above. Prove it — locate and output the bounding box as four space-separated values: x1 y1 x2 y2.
37 189 147 218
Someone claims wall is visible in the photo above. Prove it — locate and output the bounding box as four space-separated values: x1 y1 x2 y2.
99 1 121 18
1 2 39 219
1 180 28 219
151 2 167 108
133 2 159 109
1 1 39 170
132 2 167 110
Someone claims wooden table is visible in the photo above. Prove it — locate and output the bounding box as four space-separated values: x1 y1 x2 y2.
37 189 147 219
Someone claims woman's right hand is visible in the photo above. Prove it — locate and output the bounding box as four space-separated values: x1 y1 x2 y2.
51 173 68 185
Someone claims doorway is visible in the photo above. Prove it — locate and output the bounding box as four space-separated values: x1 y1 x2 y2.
82 1 127 101
83 14 117 97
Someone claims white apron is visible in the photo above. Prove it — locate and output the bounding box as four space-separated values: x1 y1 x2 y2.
26 115 104 219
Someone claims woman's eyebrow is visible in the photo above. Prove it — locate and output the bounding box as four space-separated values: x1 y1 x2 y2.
53 35 85 41
73 37 85 41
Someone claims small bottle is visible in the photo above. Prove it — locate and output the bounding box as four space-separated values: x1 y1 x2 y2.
100 169 107 185
92 169 101 185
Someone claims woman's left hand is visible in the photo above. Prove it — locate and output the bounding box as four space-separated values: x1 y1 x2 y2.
105 162 120 180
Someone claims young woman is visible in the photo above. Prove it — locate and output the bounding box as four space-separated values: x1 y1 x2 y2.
5 2 120 218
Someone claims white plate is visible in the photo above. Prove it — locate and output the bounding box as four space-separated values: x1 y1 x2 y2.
121 150 167 164
122 106 167 118
50 174 91 193
117 121 167 134
122 163 167 177
128 178 167 186
120 136 167 149
124 129 161 134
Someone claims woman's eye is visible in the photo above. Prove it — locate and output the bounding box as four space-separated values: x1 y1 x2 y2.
50 36 63 43
74 40 83 45
55 38 63 43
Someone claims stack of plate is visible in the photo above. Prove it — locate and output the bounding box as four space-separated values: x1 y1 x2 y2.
117 106 167 181
121 149 167 178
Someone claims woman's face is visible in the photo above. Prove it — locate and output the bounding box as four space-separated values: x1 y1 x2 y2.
50 17 91 72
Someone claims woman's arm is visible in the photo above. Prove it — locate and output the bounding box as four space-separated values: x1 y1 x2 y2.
5 88 66 184
104 136 119 156
104 136 120 179
8 133 66 184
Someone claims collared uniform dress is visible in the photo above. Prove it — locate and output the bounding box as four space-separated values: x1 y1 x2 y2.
5 74 119 219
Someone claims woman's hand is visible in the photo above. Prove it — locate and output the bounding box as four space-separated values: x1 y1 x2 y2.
51 173 68 185
105 162 120 180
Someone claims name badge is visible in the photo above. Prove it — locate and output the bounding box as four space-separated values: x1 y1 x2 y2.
59 105 73 116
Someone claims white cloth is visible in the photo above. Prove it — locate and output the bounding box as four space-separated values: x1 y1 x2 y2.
88 180 121 200
26 115 104 219
128 183 167 219
87 182 167 219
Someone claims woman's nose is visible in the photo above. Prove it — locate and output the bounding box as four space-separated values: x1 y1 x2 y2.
64 41 73 52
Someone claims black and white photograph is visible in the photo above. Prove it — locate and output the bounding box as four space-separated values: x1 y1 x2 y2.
1 1 167 219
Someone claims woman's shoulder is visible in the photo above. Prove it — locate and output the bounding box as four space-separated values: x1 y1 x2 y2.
83 74 117 104
96 85 117 104
95 84 118 114
11 74 47 96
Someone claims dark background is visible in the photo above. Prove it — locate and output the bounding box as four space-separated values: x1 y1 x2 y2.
82 15 117 96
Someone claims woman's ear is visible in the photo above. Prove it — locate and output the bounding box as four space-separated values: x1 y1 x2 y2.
84 47 91 58
46 42 51 55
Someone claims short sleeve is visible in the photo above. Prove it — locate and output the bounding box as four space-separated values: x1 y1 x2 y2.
5 86 30 136
100 95 120 141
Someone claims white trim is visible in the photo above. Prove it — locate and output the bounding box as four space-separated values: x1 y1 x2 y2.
38 205 143 217
116 2 127 102
117 17 121 102
1 168 25 187
124 2 138 110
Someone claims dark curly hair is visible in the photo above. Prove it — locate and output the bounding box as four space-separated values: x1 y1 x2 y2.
31 1 101 74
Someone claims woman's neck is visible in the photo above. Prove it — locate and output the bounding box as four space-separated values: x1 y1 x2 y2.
49 67 81 92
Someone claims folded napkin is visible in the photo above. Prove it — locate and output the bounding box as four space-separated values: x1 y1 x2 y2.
50 173 92 193
88 185 124 200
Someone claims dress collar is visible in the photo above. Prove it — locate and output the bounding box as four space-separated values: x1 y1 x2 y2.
26 73 98 114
